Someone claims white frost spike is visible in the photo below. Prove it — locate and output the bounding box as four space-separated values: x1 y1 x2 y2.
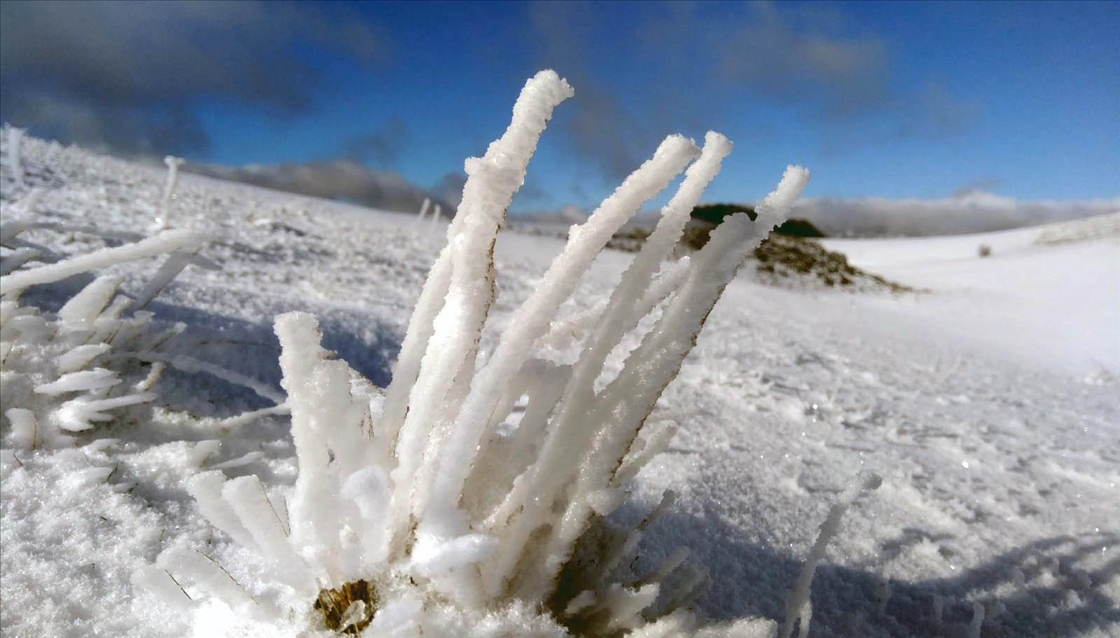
56 343 112 374
519 164 809 602
275 312 344 583
0 247 39 276
187 471 260 552
417 197 431 221
222 476 311 590
34 368 121 396
754 165 812 236
5 408 38 448
410 533 499 578
58 275 121 324
55 392 156 432
8 127 24 186
133 252 193 309
156 548 258 612
389 70 574 554
163 155 184 202
1 229 207 296
780 472 881 638
601 582 662 632
132 566 193 610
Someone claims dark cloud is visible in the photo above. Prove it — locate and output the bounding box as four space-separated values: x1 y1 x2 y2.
527 1 976 181
951 177 1007 199
528 2 667 182
0 0 390 156
791 192 1118 237
709 2 891 117
186 160 453 215
515 178 550 206
685 3 976 142
340 119 408 167
431 172 467 210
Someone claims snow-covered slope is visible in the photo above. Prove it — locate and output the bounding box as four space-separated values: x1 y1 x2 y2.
2 130 1118 637
822 216 1120 375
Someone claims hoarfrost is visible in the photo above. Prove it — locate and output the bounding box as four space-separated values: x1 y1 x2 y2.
159 70 826 637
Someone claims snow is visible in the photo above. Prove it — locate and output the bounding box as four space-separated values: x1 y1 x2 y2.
821 217 1120 375
2 117 1119 638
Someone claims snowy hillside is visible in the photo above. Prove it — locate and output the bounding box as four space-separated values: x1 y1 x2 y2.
2 124 1118 638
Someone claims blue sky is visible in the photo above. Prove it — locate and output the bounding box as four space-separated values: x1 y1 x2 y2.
2 1 1117 215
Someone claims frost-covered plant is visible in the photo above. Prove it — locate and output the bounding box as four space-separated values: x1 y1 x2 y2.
6 126 25 187
0 210 215 447
163 155 185 205
145 70 828 637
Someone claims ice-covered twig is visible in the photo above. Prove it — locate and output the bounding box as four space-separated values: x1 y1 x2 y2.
163 156 184 204
7 127 25 187
0 229 207 296
385 70 574 555
780 472 882 638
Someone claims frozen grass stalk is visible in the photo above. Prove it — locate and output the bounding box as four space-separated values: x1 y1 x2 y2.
8 127 25 187
154 70 854 637
163 155 184 205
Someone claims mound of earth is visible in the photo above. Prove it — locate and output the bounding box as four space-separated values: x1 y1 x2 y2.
607 221 911 292
753 233 913 292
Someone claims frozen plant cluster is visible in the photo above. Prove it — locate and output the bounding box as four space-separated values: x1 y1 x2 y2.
0 204 216 448
127 71 871 638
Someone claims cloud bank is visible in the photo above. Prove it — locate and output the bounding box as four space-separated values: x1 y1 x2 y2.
186 161 454 216
791 191 1120 237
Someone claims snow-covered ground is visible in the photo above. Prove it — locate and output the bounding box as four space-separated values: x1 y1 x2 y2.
2 131 1118 637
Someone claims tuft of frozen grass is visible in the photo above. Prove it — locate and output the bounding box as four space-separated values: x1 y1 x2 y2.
148 70 857 637
0 210 270 447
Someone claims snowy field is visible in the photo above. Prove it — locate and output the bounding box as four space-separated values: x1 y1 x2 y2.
2 126 1118 638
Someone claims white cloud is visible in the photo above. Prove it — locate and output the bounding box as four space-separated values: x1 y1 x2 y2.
792 192 1120 237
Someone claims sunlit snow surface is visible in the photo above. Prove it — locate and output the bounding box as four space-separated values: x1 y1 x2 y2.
2 130 1118 637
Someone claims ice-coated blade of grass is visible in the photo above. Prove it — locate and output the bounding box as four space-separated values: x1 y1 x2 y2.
0 229 207 296
780 472 881 638
132 253 193 310
274 312 345 584
380 71 574 453
8 127 24 186
386 70 574 555
58 275 121 324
